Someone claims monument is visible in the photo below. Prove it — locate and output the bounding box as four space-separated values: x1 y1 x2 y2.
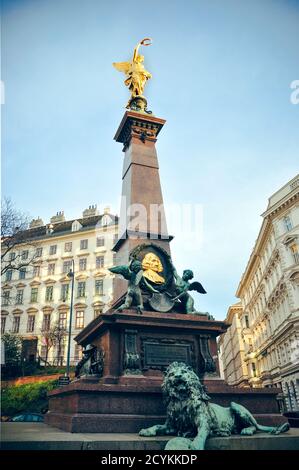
45 39 286 433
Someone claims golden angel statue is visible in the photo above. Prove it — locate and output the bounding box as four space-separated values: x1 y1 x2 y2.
113 38 152 106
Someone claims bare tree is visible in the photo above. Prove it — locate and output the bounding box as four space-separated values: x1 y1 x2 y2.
51 322 68 366
39 330 54 366
1 198 41 276
40 322 68 366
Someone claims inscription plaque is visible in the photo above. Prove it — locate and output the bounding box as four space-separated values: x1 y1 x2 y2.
143 341 192 368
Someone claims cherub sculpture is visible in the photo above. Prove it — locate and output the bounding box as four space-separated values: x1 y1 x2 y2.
170 269 207 314
139 362 290 450
109 259 158 314
113 38 152 107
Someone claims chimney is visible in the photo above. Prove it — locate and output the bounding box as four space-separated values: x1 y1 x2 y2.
29 217 44 228
104 206 110 215
82 204 99 218
50 211 65 224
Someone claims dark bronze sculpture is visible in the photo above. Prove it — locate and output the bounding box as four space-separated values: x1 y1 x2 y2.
110 244 209 315
109 259 159 314
139 362 290 449
170 268 207 314
75 344 104 378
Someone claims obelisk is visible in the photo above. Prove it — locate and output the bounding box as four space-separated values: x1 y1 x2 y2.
112 39 172 301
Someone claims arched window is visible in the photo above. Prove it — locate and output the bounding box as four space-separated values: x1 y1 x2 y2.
284 382 293 411
283 216 293 232
290 381 299 410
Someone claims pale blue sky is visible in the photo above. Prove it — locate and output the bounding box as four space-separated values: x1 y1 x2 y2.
2 0 299 318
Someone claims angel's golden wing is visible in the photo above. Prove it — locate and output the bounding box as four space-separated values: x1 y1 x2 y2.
113 61 131 74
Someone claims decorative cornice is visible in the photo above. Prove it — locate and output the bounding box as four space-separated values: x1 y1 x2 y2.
29 280 41 287
42 305 54 312
26 307 38 314
16 282 26 289
74 302 87 309
262 190 299 220
12 308 23 315
114 111 165 152
44 278 56 285
57 303 69 312
75 273 89 280
2 283 13 290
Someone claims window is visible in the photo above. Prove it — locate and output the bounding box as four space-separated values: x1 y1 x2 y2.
72 220 82 232
40 345 47 360
19 268 26 280
30 288 38 303
283 216 293 232
77 282 86 298
2 291 10 306
74 344 82 362
61 284 70 301
9 252 16 261
94 308 103 319
48 263 55 275
95 279 103 295
244 315 250 329
113 253 117 265
49 245 57 255
1 316 6 334
33 265 40 277
64 242 72 252
12 316 20 333
96 255 104 269
45 286 53 302
79 258 87 271
36 247 43 257
102 215 109 226
96 237 105 247
59 312 67 329
27 315 35 333
63 260 72 274
42 313 51 331
251 363 257 377
16 290 24 304
80 239 88 250
56 343 65 366
21 250 29 260
290 243 299 264
5 270 12 281
75 310 84 329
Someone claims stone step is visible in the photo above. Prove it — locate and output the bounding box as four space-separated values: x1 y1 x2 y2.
2 423 299 451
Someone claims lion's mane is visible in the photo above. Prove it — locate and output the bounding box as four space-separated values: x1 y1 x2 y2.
161 362 211 437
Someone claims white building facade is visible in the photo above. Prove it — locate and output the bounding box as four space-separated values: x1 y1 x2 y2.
220 175 299 411
1 206 118 365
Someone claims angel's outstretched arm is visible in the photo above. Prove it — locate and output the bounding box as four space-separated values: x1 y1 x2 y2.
133 42 141 62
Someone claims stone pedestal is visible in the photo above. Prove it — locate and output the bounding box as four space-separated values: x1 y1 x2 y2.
45 309 286 433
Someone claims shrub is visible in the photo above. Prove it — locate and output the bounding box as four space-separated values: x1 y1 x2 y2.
1 379 58 417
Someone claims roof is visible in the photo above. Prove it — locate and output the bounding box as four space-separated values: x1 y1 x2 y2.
4 214 119 244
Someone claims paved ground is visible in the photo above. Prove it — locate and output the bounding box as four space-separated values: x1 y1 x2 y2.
1 423 299 450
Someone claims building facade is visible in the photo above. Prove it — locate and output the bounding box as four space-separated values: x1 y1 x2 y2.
218 303 249 387
219 175 299 411
1 206 118 365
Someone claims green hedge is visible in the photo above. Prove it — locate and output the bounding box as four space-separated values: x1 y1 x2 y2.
1 379 58 417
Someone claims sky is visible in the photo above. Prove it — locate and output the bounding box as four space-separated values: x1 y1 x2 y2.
1 0 299 319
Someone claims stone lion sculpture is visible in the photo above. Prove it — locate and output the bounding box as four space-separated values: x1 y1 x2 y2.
139 362 289 450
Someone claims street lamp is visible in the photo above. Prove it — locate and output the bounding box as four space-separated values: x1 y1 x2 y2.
65 259 75 381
